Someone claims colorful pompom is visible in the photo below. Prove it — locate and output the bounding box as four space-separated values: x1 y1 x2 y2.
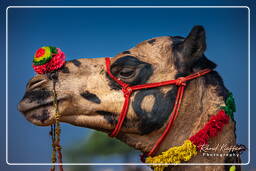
32 46 66 74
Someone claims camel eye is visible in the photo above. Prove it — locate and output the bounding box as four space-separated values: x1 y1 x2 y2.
119 68 135 78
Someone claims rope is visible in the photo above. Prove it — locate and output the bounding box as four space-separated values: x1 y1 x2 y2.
50 125 56 171
50 80 64 171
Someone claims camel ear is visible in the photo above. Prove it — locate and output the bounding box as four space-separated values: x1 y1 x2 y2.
174 25 206 72
182 25 206 58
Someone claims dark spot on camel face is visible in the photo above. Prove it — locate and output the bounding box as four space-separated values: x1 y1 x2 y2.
106 56 153 90
147 39 156 44
31 109 50 123
97 111 118 125
70 59 81 67
97 110 118 126
22 89 53 104
96 110 135 129
60 66 70 73
80 91 101 104
132 87 177 135
122 50 131 54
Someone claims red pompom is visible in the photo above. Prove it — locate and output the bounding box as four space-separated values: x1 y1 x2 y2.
32 48 65 74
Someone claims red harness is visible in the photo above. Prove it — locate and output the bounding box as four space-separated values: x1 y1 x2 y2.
105 57 212 160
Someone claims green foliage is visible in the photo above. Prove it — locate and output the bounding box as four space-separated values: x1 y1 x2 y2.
66 131 134 157
84 131 133 155
65 131 137 171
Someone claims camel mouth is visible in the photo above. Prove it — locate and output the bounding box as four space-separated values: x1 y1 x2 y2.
18 98 67 126
19 100 53 114
18 98 66 113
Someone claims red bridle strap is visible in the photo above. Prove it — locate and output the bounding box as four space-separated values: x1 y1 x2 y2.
105 57 212 158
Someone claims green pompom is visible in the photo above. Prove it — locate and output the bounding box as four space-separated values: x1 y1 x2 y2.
221 92 236 120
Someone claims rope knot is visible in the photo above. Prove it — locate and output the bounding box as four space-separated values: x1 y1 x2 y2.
176 77 186 86
122 87 133 98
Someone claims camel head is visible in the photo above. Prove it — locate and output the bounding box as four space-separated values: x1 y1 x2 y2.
18 26 221 153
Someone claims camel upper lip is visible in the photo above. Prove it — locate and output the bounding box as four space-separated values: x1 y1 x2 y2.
18 98 66 114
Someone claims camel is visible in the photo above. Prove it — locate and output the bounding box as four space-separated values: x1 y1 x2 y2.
18 26 242 171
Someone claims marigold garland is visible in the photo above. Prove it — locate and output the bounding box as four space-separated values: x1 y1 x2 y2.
145 93 236 171
189 109 229 150
145 140 197 171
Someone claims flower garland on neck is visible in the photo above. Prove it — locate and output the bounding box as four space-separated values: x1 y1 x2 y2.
145 93 236 171
33 46 66 171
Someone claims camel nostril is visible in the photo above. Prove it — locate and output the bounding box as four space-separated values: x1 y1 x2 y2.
27 79 47 90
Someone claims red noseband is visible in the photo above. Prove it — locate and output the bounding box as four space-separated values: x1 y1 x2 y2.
105 57 212 160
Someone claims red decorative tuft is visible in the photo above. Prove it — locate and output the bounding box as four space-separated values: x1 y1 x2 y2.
189 110 230 150
35 48 45 58
32 48 66 74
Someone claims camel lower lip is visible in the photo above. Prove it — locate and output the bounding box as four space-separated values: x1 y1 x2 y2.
20 101 54 114
19 98 66 114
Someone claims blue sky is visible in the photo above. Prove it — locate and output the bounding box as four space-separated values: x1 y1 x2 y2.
0 0 255 171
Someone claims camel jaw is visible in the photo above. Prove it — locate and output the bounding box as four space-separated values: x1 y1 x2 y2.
18 97 67 126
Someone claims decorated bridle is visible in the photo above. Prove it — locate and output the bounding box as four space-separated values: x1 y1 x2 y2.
105 57 212 159
32 46 241 171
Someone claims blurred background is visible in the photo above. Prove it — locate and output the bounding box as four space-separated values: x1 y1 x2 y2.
0 1 255 171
